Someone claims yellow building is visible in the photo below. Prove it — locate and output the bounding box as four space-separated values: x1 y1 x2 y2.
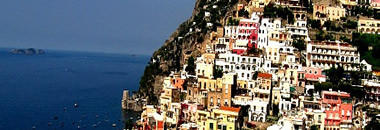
313 4 345 22
160 77 180 111
248 0 271 8
196 53 215 78
339 0 357 6
196 106 241 130
237 80 248 89
196 109 212 130
198 76 217 91
278 68 299 87
312 110 326 130
358 17 380 34
271 87 281 106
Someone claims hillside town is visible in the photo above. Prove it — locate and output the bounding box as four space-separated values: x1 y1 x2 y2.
129 0 380 129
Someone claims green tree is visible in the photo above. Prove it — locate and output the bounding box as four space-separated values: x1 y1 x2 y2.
308 19 321 29
238 8 249 18
310 125 319 130
326 33 335 41
253 71 259 80
323 20 332 30
293 40 306 51
272 104 279 116
180 92 186 101
340 36 350 42
315 82 336 93
248 47 257 54
327 66 344 85
365 116 380 130
263 4 294 24
340 83 365 99
372 43 380 59
351 33 380 68
185 56 195 74
316 31 325 41
213 66 223 79
343 20 357 29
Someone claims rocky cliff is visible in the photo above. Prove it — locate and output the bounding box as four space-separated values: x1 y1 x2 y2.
138 0 238 104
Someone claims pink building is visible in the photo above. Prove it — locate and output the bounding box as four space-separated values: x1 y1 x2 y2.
303 67 326 85
233 16 260 55
180 103 199 123
321 90 353 130
372 0 380 8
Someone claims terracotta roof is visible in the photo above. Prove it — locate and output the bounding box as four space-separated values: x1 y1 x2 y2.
373 70 380 76
220 106 240 113
258 73 272 78
251 8 264 12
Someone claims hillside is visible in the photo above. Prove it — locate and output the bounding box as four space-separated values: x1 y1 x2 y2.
138 0 239 104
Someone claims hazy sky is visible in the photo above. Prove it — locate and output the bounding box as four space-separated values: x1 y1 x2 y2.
0 0 195 55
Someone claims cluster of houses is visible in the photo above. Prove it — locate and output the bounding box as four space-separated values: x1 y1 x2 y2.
136 0 380 130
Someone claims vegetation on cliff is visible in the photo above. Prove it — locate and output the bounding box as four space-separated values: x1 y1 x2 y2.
263 3 295 24
351 33 380 70
138 0 239 104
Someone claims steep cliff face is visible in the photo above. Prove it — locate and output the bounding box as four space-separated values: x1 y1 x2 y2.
138 0 238 104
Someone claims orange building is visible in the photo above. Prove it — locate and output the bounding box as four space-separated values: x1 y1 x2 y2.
171 77 185 91
321 90 353 130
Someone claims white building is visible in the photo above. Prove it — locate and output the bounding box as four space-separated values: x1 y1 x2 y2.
286 20 309 40
306 41 361 71
232 96 268 122
215 52 263 81
224 26 238 39
258 18 283 49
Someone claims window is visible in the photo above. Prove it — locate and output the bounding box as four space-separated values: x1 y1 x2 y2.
218 125 222 129
210 123 214 129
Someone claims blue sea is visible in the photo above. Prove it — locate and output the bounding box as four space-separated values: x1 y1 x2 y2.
0 48 149 130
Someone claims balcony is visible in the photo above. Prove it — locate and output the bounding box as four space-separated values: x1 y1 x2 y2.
254 88 270 94
323 99 339 104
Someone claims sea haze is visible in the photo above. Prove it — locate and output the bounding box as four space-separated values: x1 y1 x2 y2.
0 48 149 129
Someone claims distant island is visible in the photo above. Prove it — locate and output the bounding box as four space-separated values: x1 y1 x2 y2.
10 48 45 55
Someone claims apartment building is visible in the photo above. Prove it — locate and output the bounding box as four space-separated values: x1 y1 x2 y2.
313 4 345 22
196 53 216 78
215 52 262 81
306 41 361 71
321 90 353 130
358 16 380 34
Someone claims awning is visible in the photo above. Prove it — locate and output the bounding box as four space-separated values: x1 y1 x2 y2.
290 87 296 92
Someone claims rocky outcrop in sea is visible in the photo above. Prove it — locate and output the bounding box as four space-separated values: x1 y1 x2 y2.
10 48 45 55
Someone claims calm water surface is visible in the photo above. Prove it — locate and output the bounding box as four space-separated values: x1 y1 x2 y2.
0 48 149 129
